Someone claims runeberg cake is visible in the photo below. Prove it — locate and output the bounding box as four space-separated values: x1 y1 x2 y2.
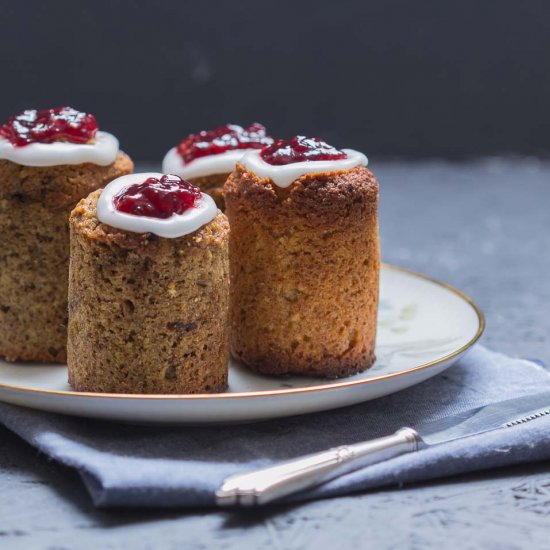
68 173 229 394
224 136 380 378
0 106 133 363
162 123 273 210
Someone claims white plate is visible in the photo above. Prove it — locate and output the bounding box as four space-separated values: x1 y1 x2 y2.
0 265 484 425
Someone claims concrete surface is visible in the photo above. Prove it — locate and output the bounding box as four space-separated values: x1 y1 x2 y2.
1 159 549 549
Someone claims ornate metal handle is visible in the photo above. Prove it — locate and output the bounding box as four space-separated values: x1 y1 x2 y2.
215 427 421 507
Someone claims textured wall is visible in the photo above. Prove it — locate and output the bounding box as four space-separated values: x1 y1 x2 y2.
1 1 550 160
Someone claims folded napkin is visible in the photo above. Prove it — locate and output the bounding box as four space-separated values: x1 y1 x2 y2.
1 345 549 508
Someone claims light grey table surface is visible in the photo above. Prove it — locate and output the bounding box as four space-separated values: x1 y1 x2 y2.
1 159 549 549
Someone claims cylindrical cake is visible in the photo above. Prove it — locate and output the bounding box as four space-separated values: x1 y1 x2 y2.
162 123 274 211
224 143 380 378
0 154 133 363
68 184 230 394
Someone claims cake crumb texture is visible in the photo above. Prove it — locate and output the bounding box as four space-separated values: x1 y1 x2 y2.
68 190 230 393
0 153 133 363
224 164 380 377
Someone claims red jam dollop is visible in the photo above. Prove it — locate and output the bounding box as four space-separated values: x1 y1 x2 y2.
114 175 202 219
177 123 273 163
260 136 347 166
0 106 98 147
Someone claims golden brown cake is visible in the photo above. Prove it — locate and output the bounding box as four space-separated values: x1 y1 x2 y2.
0 106 133 363
0 105 134 364
68 174 229 394
0 154 132 363
162 123 274 211
224 136 379 378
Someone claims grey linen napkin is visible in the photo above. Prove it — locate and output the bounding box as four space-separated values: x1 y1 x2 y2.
1 345 549 508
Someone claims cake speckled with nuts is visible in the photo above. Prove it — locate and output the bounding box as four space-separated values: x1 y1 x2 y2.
68 173 229 394
0 106 133 363
224 136 379 378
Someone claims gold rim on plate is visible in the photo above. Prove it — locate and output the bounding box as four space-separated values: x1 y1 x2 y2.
0 263 485 401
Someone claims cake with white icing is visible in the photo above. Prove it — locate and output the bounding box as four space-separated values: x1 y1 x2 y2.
162 123 273 210
224 135 380 378
0 106 133 363
67 173 229 394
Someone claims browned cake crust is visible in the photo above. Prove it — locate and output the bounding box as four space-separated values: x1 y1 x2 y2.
224 164 380 378
0 153 133 363
67 191 230 394
189 173 228 211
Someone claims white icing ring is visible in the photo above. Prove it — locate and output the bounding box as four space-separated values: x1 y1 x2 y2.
96 173 218 238
239 148 368 188
162 147 256 179
0 131 119 167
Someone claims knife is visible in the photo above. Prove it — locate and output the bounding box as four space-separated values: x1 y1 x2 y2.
215 391 550 507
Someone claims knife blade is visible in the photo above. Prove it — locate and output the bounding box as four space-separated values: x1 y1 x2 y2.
216 391 550 507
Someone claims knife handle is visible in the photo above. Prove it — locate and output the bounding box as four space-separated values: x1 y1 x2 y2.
215 427 421 507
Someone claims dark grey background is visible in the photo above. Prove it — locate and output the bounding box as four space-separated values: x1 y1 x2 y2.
1 0 549 161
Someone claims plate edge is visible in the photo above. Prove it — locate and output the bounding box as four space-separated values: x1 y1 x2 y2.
0 263 485 401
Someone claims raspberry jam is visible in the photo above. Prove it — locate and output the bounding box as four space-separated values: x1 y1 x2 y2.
114 175 202 219
260 136 348 166
0 107 98 147
177 123 273 163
